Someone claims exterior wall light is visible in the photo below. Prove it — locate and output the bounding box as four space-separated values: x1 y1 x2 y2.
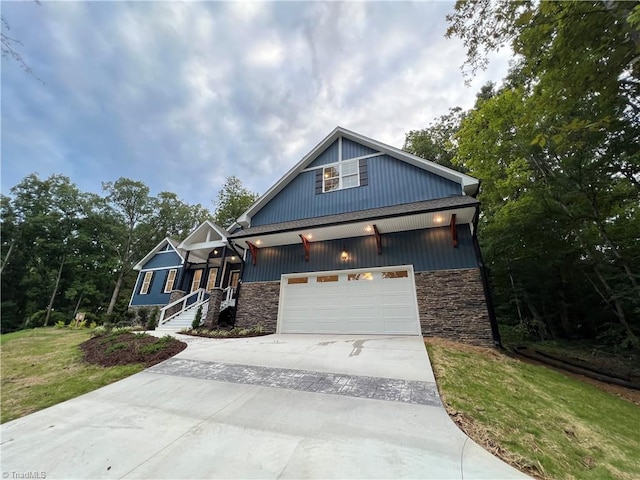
341 248 349 261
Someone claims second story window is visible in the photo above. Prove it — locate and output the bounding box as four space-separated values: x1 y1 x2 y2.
323 159 360 192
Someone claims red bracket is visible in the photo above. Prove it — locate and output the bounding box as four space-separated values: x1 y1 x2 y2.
299 235 310 262
450 214 458 248
246 241 258 266
373 224 382 255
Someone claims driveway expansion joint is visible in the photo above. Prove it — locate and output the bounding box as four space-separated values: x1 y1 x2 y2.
147 358 441 407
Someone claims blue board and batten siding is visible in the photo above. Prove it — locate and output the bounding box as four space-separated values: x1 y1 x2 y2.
129 250 183 306
307 139 377 168
130 267 182 306
141 250 183 269
243 226 477 282
251 154 461 226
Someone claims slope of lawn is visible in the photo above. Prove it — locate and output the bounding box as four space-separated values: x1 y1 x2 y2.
1 328 143 423
426 338 640 480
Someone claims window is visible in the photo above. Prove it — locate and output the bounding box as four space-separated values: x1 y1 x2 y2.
382 270 408 279
323 159 360 192
190 270 203 293
348 272 373 281
287 277 308 285
206 268 218 291
230 271 240 289
140 271 153 294
164 269 177 293
316 275 338 283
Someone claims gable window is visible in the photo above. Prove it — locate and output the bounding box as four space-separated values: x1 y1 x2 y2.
323 159 360 192
140 271 154 294
164 269 177 293
206 268 218 291
190 269 203 293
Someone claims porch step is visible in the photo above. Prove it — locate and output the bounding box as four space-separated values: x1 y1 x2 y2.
157 308 203 331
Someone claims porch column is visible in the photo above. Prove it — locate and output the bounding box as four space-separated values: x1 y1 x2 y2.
167 290 186 318
177 251 190 291
204 288 223 328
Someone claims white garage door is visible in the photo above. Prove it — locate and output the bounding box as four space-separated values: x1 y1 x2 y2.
278 265 420 335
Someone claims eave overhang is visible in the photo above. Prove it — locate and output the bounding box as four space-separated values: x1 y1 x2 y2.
230 196 479 249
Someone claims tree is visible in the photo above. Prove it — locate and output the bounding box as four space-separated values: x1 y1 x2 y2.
101 178 154 315
404 107 467 170
213 176 258 229
444 0 640 347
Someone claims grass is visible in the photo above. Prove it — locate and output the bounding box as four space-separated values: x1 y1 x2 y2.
426 338 640 480
1 328 143 424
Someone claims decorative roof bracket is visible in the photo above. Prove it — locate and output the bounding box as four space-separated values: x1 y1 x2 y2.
373 224 382 255
450 214 458 248
246 241 259 266
299 235 311 262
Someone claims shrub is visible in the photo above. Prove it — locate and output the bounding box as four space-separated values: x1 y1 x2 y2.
89 321 97 329
137 307 149 325
91 325 109 337
76 320 87 329
146 314 157 331
192 306 203 329
105 342 128 354
54 320 66 329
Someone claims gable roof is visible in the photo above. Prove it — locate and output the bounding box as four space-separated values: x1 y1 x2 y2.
237 126 479 227
177 220 229 250
133 237 184 271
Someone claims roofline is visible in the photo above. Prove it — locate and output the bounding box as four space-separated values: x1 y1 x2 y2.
232 201 477 239
237 126 479 226
133 237 184 271
177 220 229 249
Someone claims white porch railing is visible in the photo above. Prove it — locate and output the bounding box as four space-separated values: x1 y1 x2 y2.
220 286 236 310
159 288 208 325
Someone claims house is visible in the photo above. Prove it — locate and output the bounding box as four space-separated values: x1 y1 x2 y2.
228 127 500 346
128 220 242 325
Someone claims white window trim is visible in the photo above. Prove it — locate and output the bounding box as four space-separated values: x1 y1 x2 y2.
322 159 360 193
140 271 154 295
206 268 218 291
164 269 177 293
190 270 203 293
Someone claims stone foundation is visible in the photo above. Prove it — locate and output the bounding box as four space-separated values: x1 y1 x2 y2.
235 281 281 333
204 288 223 328
234 270 494 346
166 290 186 318
414 268 494 347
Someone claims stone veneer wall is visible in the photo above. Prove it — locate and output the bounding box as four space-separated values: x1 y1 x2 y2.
414 268 494 347
234 281 281 333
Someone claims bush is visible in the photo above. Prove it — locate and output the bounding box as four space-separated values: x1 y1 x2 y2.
137 307 149 325
54 320 66 329
91 325 109 337
146 313 157 331
192 306 203 329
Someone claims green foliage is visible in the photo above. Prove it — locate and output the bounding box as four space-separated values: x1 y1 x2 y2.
192 305 203 329
136 307 149 325
435 0 640 348
213 176 258 228
54 320 66 329
428 339 640 479
1 173 214 334
91 325 108 337
105 342 128 354
146 314 157 331
139 335 174 355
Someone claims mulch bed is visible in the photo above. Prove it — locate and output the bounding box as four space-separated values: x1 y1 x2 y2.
179 330 270 339
80 332 187 368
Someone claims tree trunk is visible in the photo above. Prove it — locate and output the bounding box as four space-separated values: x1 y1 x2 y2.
44 255 65 326
0 239 15 275
106 269 125 315
72 290 84 320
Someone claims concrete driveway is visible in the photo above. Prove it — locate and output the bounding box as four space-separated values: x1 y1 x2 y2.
1 334 528 479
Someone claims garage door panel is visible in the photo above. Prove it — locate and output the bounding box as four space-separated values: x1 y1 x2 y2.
279 266 420 336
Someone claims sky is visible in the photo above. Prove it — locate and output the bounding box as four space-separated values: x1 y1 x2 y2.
1 1 511 208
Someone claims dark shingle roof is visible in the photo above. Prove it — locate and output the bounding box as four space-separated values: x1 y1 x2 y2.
231 196 479 238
